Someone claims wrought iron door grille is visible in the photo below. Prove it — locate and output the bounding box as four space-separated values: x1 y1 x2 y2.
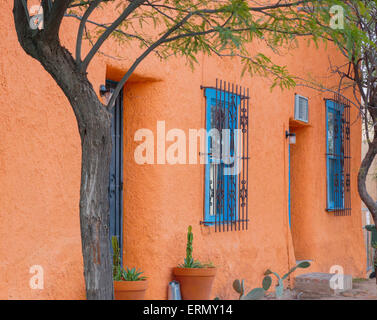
201 79 249 232
325 93 351 216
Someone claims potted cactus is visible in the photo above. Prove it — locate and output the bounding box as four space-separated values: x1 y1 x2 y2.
111 236 148 300
173 226 216 300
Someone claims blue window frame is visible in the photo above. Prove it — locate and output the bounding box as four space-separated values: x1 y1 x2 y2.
326 99 344 211
204 88 241 224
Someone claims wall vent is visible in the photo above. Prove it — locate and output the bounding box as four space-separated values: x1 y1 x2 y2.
294 94 309 123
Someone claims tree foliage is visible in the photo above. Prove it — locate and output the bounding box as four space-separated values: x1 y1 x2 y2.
64 0 342 103
296 1 377 228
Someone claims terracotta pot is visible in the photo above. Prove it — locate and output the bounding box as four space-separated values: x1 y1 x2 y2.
173 267 216 300
113 280 148 300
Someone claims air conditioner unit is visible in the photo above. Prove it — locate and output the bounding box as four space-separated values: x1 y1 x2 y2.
294 94 309 123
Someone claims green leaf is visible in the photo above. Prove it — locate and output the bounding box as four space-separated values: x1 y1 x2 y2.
297 261 311 269
233 279 244 295
262 276 272 290
282 261 311 280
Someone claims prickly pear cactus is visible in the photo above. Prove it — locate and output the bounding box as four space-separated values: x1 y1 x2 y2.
262 275 272 291
233 276 272 300
265 261 311 299
275 279 284 298
233 279 245 298
240 288 265 300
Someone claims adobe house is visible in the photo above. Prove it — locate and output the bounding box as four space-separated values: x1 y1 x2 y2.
0 2 366 299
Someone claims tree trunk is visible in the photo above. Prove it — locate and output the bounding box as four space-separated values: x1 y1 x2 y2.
78 112 113 299
12 2 115 299
358 136 377 224
40 47 115 300
374 247 377 284
358 135 377 283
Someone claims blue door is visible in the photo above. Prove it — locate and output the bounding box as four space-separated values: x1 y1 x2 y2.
108 80 124 262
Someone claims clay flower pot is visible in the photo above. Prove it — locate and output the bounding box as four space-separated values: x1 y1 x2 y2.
114 280 148 300
173 267 216 300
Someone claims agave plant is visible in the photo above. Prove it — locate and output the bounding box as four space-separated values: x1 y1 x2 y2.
123 267 146 281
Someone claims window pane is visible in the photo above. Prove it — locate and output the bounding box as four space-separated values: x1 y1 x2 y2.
328 158 336 205
328 157 345 209
209 163 218 217
210 104 222 161
328 112 335 154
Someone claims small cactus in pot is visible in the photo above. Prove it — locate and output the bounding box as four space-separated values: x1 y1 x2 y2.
173 226 216 300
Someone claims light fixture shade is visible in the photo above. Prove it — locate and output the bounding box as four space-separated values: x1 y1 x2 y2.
286 131 296 145
99 85 107 96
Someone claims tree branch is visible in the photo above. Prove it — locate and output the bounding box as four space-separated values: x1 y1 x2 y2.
76 0 102 64
13 0 38 58
69 0 110 8
66 13 155 51
80 0 146 72
106 10 194 109
43 0 72 40
249 0 310 12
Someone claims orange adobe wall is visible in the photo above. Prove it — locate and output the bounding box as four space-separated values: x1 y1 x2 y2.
0 0 365 299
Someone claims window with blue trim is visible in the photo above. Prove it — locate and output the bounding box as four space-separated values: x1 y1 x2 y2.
325 97 351 215
202 80 249 231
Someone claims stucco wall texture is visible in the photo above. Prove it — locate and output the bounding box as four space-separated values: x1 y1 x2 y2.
0 1 365 299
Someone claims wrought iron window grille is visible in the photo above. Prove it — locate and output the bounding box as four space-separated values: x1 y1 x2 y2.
201 79 250 232
325 93 351 216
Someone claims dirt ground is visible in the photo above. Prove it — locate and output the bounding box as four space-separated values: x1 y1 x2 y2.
317 278 377 300
293 278 377 300
262 278 377 300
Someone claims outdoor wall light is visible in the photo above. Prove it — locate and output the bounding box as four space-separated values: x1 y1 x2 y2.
99 84 114 105
99 84 108 96
286 131 296 145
